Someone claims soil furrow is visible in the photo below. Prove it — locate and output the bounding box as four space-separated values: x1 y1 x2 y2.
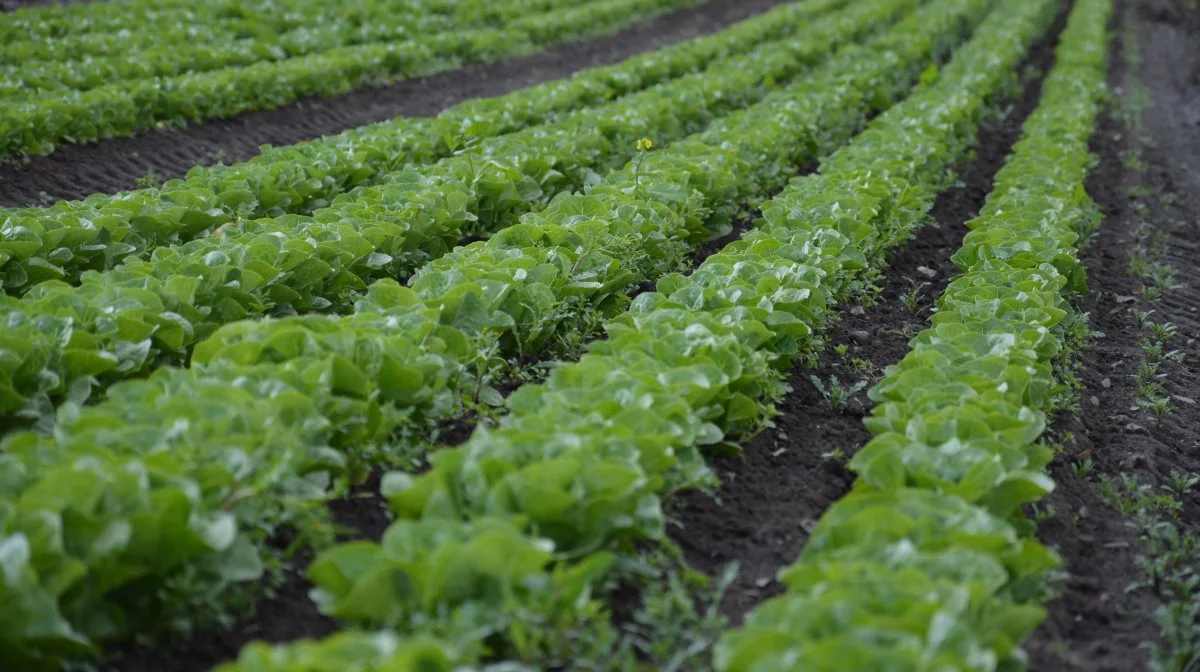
667 7 1065 625
1024 109 1161 672
1026 0 1200 668
0 0 790 207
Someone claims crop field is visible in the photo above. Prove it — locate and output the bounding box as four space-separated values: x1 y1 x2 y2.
1 0 1199 670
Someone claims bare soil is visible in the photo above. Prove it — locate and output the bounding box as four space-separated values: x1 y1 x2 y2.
0 0 791 207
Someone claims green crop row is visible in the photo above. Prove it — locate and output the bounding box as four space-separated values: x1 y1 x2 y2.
0 0 527 53
216 633 489 671
717 0 1110 669
1 0 348 43
0 0 899 426
0 0 846 295
213 0 1070 667
0 0 974 666
0 0 702 158
0 0 583 99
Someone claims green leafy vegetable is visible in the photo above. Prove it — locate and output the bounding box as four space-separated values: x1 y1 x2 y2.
0 0 969 664
719 0 1110 667
0 0 708 159
0 0 906 425
0 0 847 299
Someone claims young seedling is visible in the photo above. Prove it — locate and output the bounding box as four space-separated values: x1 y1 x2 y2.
1072 458 1095 479
1127 184 1152 200
885 324 921 341
1126 515 1200 671
135 167 161 189
809 375 868 411
1163 470 1199 499
1132 308 1158 330
1147 261 1179 296
1149 321 1179 344
1141 337 1167 361
1116 473 1186 518
1124 503 1200 670
1145 597 1200 672
847 357 873 375
1130 199 1151 221
1133 395 1175 427
898 280 928 315
1133 360 1164 391
821 448 846 463
1121 148 1148 174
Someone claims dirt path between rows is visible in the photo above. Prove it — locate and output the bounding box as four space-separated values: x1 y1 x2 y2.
1026 0 1200 669
667 5 1068 625
0 0 790 207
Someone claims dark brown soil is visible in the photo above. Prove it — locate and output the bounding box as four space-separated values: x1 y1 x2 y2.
667 7 1065 625
0 0 791 207
1026 0 1200 669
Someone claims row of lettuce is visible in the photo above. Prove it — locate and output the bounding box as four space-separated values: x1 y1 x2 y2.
0 0 897 427
0 0 983 666
0 0 450 43
209 0 1070 668
0 0 703 158
718 0 1110 668
0 0 846 291
0 0 574 61
0 0 587 99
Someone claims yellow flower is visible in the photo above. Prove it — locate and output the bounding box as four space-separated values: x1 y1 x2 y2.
636 137 654 151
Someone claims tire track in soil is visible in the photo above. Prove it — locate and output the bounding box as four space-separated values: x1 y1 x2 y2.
1026 0 1200 668
0 0 791 207
667 8 1066 625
